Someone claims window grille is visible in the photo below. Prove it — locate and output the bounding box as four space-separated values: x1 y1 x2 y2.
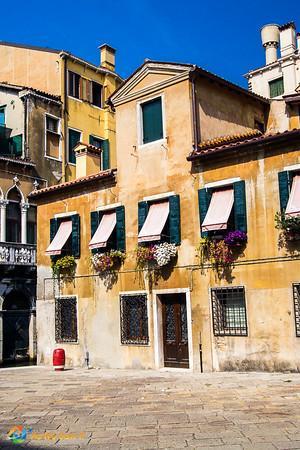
120 294 149 345
55 297 78 343
293 284 300 337
211 286 247 336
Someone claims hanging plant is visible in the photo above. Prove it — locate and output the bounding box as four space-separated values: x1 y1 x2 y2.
224 230 248 247
275 211 300 241
51 255 76 279
136 243 177 269
91 250 126 273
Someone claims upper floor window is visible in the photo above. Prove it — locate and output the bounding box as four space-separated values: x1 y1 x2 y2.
269 77 284 98
45 115 60 160
46 214 80 258
91 81 103 108
68 128 81 164
141 97 164 144
68 71 80 99
138 195 180 245
6 187 22 243
198 180 247 239
0 106 5 126
89 135 103 149
90 206 125 253
27 205 37 245
278 170 300 217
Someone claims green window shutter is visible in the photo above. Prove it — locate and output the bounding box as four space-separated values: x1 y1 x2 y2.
142 97 163 144
90 211 99 238
138 201 149 233
233 180 247 232
68 129 80 164
102 139 110 170
11 134 22 157
116 205 126 251
278 171 290 212
198 188 212 238
269 78 284 98
50 218 58 242
71 214 80 258
169 195 181 245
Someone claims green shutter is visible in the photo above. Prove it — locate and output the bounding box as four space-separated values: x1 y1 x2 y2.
233 181 247 232
68 129 80 164
269 78 284 98
11 134 22 157
90 211 99 238
142 97 163 144
116 206 126 251
71 214 80 258
198 188 212 238
138 201 149 233
278 171 290 212
102 139 110 170
50 218 58 242
169 195 181 245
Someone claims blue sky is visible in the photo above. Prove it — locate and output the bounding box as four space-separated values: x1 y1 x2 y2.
1 0 299 87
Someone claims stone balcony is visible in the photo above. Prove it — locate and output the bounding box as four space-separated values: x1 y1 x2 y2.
0 242 36 266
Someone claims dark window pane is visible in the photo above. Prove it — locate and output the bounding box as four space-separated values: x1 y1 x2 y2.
89 135 103 149
142 97 163 144
68 129 81 164
68 71 80 99
55 297 78 343
91 82 102 108
120 294 148 345
6 202 21 243
27 206 37 245
211 286 247 336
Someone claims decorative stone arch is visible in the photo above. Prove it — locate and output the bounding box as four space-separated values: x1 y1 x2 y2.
5 182 25 203
0 187 4 200
4 180 29 244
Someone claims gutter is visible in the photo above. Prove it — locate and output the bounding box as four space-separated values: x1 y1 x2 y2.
190 66 200 150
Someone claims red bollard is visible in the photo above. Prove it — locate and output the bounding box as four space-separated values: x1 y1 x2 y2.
53 348 65 371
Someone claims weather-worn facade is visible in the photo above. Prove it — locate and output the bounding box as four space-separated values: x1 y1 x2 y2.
32 56 300 372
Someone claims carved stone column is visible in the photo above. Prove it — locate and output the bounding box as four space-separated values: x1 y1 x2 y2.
0 200 9 242
21 203 30 245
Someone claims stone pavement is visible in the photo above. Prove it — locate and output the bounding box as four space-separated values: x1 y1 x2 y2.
0 367 300 449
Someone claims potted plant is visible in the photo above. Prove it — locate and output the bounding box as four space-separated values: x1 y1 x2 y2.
136 243 177 269
275 212 300 241
91 250 126 273
224 230 248 247
51 255 76 279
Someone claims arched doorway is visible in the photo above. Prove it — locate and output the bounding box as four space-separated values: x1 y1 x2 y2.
2 291 31 363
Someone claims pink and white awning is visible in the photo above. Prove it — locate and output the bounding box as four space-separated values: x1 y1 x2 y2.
46 221 72 255
89 211 116 249
138 201 169 243
285 175 300 217
202 188 234 232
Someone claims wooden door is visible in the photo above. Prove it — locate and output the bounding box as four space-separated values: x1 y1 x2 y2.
161 294 189 368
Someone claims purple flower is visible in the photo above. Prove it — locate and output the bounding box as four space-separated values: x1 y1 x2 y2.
224 230 247 246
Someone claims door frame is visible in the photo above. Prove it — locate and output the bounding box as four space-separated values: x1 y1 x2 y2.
153 288 193 371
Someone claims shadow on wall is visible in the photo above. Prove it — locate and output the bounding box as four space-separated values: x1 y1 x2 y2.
220 358 300 372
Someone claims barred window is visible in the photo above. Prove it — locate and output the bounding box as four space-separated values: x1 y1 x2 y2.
293 284 300 337
120 294 149 345
55 297 78 343
211 286 247 336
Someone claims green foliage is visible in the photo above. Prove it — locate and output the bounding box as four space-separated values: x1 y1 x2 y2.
275 211 300 233
51 255 76 279
91 250 126 273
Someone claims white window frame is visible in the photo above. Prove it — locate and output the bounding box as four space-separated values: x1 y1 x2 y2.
137 94 166 149
0 105 6 126
55 295 79 345
67 127 82 166
67 70 82 102
44 113 62 161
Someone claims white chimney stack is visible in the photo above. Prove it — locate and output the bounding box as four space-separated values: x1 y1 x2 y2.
279 22 296 57
261 24 280 65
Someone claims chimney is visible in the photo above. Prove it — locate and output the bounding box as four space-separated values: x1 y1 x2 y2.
279 22 296 57
261 24 280 65
74 143 102 179
99 44 116 71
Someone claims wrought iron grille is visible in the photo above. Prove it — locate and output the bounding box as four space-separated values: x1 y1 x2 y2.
55 296 78 343
120 294 149 345
211 286 247 336
293 284 300 337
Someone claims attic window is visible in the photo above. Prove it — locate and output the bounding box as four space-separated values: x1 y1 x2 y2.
68 71 80 99
141 97 164 144
91 82 103 108
269 77 284 98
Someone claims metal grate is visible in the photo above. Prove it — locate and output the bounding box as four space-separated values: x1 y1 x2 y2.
120 294 149 345
211 286 247 336
293 284 300 337
55 296 78 343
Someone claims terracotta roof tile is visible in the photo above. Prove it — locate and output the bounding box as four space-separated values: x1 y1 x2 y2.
28 169 116 198
197 130 262 151
187 129 300 161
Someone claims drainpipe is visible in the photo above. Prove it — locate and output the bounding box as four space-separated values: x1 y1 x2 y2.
60 54 68 182
190 67 201 150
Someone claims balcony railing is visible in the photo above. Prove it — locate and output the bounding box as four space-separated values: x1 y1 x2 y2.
0 242 36 265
